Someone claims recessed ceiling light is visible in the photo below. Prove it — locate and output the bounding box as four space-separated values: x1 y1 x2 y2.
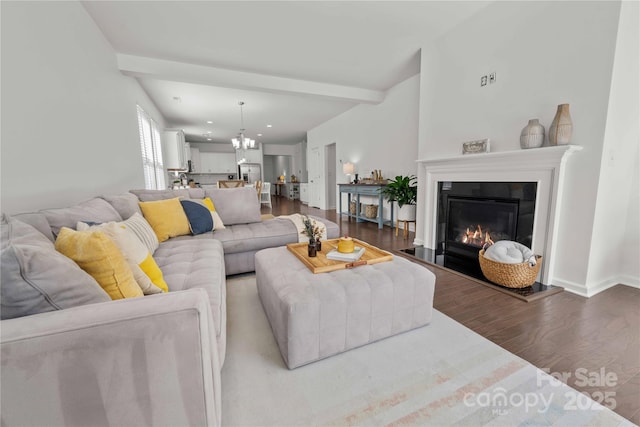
267 124 272 128
207 138 212 141
257 133 263 137
207 131 212 134
206 120 213 124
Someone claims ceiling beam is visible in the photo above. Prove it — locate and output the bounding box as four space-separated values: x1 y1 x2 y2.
117 54 385 104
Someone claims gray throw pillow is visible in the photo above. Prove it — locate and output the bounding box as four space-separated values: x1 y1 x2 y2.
1 214 110 320
40 198 123 237
101 193 142 219
204 187 262 225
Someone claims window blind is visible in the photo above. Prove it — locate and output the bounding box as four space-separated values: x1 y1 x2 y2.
137 105 166 190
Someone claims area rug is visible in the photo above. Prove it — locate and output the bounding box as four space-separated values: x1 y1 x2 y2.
221 275 634 426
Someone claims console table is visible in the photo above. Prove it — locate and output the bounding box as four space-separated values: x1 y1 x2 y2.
338 183 393 229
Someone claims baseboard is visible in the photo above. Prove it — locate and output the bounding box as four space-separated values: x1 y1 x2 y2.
553 278 590 297
615 274 640 290
554 275 640 298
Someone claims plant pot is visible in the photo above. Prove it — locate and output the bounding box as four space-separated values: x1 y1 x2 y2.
396 204 416 221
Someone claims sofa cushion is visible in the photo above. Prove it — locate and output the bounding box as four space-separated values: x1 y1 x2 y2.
11 212 55 242
130 189 190 202
139 198 191 242
55 228 144 300
76 222 167 294
204 187 261 225
153 237 226 358
211 218 299 254
101 193 141 219
187 188 206 199
1 215 110 320
40 198 123 237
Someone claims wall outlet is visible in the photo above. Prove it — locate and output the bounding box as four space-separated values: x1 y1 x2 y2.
481 75 488 87
489 72 496 84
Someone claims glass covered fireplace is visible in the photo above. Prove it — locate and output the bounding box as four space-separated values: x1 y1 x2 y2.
436 181 537 279
445 196 519 258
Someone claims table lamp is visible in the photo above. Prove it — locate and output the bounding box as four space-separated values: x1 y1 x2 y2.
343 162 355 183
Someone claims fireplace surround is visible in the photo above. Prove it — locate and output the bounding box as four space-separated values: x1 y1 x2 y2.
415 145 582 287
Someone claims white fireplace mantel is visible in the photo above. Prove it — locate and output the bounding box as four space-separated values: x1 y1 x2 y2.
416 145 582 286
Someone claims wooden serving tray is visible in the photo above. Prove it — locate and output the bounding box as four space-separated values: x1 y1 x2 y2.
286 238 393 274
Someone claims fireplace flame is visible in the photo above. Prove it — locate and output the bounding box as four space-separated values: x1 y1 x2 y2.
460 225 494 247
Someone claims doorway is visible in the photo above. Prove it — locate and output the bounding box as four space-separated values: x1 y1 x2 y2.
325 143 336 210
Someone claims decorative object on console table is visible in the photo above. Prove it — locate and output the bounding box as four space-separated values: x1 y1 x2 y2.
342 162 355 183
549 103 573 145
462 138 490 154
520 119 545 149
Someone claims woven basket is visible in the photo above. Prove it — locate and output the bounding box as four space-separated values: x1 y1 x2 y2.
364 204 378 219
478 249 542 288
349 201 358 215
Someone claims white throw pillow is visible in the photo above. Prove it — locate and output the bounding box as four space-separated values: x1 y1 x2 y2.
484 240 536 266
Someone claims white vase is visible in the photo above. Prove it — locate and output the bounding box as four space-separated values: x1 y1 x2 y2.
549 104 573 145
520 119 545 149
397 204 416 221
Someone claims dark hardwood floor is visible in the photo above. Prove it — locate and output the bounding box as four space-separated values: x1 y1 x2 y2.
264 196 640 423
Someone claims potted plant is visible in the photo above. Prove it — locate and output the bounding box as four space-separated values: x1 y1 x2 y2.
300 215 323 256
381 175 417 221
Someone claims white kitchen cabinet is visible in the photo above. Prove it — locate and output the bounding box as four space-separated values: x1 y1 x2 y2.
235 148 263 164
300 183 309 204
163 129 189 170
190 147 201 172
200 152 237 173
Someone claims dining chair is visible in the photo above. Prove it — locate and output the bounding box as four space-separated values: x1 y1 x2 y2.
254 180 263 200
218 180 245 188
260 182 272 208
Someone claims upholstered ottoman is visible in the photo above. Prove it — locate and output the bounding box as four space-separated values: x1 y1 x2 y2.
255 246 436 369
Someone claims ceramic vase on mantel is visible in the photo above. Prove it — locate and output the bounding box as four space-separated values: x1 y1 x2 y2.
520 119 545 149
548 103 573 145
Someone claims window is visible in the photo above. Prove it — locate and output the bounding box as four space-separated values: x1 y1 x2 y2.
136 105 166 190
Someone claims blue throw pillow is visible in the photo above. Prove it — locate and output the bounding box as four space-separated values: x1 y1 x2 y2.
180 200 214 235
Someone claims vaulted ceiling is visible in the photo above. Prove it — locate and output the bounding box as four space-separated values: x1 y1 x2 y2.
82 1 489 144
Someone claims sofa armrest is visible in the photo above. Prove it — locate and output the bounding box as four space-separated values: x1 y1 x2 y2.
1 289 221 427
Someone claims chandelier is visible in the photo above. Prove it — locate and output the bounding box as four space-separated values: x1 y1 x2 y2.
231 101 256 150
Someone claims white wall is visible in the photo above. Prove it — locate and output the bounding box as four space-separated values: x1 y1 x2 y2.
587 0 640 291
418 1 630 295
307 74 420 213
1 1 164 214
263 142 306 182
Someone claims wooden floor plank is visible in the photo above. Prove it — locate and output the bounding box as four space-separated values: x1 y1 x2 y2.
264 197 640 422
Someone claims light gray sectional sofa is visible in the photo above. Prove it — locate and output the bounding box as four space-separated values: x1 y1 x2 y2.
0 186 339 427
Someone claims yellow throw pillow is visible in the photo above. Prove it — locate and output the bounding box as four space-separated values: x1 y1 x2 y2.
76 221 168 294
138 197 191 242
55 227 143 300
139 253 168 292
202 197 215 211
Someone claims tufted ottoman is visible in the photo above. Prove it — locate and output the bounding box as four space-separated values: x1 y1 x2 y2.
255 246 436 369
